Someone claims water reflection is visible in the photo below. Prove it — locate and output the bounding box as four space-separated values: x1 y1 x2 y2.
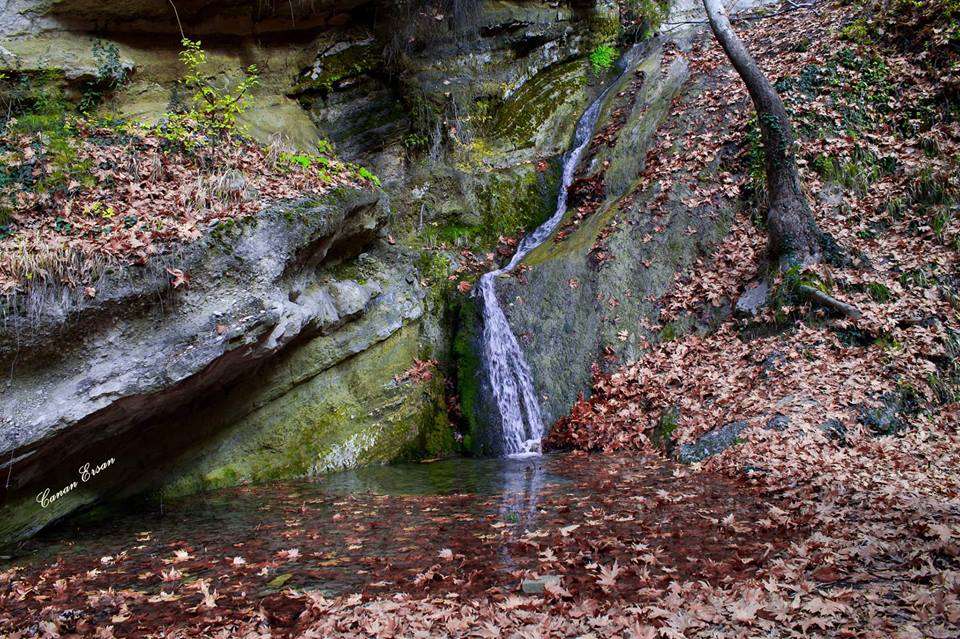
4 450 786 622
321 454 553 574
318 454 562 499
496 456 548 572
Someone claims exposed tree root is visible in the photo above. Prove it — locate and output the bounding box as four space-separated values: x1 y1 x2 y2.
796 284 863 319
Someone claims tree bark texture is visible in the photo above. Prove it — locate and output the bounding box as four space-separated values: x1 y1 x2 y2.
701 0 823 265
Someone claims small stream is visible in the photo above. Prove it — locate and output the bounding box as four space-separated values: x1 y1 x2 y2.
2 453 780 596
1 452 789 634
477 49 641 456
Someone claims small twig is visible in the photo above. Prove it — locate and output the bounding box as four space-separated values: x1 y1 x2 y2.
797 284 863 319
168 0 185 40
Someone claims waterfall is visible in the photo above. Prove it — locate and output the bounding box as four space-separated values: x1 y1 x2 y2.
477 56 635 457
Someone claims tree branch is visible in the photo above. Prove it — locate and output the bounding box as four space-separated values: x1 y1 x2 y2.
796 285 863 319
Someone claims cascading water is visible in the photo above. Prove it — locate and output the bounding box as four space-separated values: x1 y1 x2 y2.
478 54 636 458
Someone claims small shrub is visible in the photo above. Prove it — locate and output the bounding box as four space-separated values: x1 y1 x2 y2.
315 139 334 155
589 45 617 75
79 40 129 113
622 0 669 37
402 132 430 152
840 18 871 44
156 38 260 146
931 208 954 241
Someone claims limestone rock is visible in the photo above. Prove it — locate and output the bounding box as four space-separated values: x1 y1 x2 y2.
0 187 447 544
735 279 770 317
521 574 561 594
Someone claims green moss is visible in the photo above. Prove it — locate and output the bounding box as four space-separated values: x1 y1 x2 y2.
620 0 669 38
477 166 558 243
840 18 871 44
866 282 893 303
650 406 679 452
493 59 587 148
291 43 380 95
523 183 621 267
415 250 454 306
421 162 561 253
158 320 453 500
587 11 621 47
0 479 103 549
452 297 484 455
659 321 680 342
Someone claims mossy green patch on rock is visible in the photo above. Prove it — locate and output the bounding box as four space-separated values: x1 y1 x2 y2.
466 45 739 441
494 58 590 150
475 162 562 245
293 42 381 96
415 158 563 252
159 319 453 500
452 295 485 455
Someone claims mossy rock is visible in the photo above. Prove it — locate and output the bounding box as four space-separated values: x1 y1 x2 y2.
291 41 380 96
158 319 454 499
452 295 485 455
493 58 591 151
476 45 736 437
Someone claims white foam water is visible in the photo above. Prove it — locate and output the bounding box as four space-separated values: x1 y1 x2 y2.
478 57 635 457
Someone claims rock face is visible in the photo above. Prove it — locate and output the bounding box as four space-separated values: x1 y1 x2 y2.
0 188 454 543
676 421 748 464
465 34 743 440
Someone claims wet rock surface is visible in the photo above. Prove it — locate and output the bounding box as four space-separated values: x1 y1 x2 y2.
676 420 748 464
487 39 741 432
765 414 791 431
818 418 848 444
0 0 625 539
0 0 703 544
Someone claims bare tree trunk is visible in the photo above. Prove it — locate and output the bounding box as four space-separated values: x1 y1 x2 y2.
701 0 822 267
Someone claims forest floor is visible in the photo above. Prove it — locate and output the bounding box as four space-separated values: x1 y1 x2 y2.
0 108 367 295
2 1 959 637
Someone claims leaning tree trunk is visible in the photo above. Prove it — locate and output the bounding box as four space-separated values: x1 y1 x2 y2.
701 0 822 267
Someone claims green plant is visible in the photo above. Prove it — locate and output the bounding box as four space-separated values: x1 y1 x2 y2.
0 71 94 196
357 166 381 187
280 152 314 169
840 18 870 44
157 38 260 145
659 322 679 342
402 132 429 152
289 154 311 169
650 406 679 452
623 0 669 37
79 40 129 113
589 45 617 75
866 282 893 303
468 98 496 136
743 116 767 214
